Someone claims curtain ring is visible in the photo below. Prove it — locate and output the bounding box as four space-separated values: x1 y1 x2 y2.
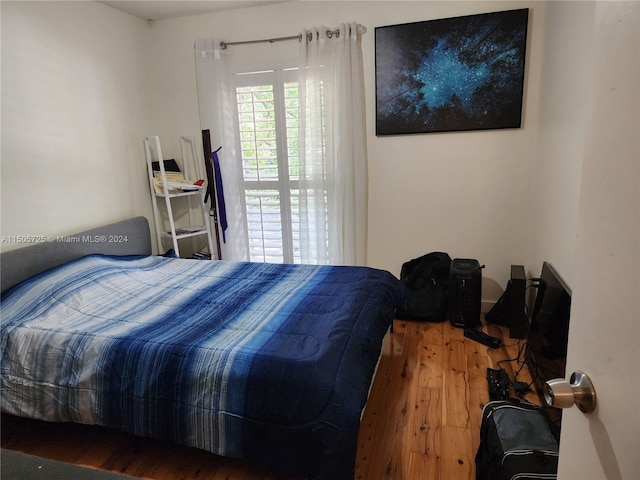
325 29 340 39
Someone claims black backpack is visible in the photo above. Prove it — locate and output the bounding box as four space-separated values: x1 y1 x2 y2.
476 400 559 480
395 252 451 322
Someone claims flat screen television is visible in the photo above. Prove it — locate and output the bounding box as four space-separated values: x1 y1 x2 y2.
526 261 572 425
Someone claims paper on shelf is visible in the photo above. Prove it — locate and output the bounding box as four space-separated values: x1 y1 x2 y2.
153 172 201 194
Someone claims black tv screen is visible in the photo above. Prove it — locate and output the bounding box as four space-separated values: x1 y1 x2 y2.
526 262 571 423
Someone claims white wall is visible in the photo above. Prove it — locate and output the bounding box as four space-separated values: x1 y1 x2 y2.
1 0 588 306
0 1 152 250
142 0 548 303
526 1 595 286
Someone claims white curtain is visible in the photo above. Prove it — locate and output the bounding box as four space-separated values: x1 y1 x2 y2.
195 24 367 265
194 39 248 261
297 23 368 266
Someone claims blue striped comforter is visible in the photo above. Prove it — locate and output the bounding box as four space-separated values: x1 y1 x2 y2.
0 254 406 479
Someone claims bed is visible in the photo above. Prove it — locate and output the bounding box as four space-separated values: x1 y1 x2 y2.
0 217 406 480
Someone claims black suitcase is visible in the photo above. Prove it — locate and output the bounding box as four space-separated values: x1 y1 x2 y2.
476 400 559 480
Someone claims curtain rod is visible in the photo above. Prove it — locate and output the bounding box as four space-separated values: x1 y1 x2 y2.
220 24 366 50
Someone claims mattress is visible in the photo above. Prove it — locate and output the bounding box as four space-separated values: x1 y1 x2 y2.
0 254 406 479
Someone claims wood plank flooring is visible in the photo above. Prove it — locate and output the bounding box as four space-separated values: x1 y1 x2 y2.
355 319 537 480
1 317 538 480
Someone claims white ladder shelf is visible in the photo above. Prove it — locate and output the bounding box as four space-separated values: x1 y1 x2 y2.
144 136 214 258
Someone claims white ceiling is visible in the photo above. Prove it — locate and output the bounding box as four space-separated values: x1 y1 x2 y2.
99 1 285 21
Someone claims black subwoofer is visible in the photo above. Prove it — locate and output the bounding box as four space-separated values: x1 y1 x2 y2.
449 258 482 328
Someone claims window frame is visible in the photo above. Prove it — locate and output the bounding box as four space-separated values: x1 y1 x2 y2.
232 68 300 263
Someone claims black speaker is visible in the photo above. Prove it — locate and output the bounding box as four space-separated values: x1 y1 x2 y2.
486 265 529 339
448 258 482 328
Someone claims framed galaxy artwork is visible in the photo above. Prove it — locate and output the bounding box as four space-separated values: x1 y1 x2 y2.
375 9 529 135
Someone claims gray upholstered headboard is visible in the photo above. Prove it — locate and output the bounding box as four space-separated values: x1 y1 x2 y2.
1 216 152 294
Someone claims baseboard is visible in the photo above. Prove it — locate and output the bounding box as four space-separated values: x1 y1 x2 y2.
481 300 496 313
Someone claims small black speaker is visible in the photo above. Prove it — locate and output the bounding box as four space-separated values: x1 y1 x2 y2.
507 265 528 338
448 258 482 328
486 265 529 339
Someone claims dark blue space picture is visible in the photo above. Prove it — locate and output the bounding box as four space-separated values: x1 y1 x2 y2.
375 9 529 135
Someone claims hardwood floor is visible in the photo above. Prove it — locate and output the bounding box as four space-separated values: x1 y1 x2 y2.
1 317 538 480
355 318 537 480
